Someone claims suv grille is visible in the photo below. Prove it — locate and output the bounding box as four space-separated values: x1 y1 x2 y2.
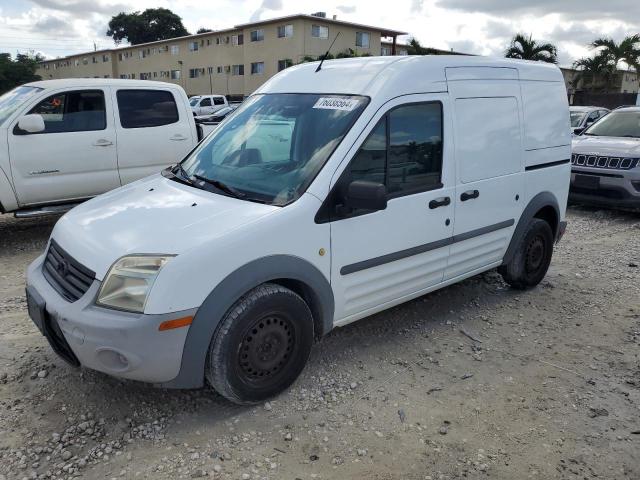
43 240 95 302
571 154 639 170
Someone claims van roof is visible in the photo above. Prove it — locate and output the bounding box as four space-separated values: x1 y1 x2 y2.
24 78 181 90
257 55 564 99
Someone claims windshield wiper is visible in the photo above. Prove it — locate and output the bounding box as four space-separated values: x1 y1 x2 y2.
163 163 194 186
621 134 640 138
193 174 246 199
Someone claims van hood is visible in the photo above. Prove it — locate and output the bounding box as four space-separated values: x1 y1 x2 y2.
51 174 279 279
572 135 640 157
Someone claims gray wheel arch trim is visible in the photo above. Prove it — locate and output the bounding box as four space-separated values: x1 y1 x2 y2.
160 255 334 389
502 191 561 266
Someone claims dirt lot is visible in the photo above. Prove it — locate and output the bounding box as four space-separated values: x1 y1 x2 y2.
0 207 638 480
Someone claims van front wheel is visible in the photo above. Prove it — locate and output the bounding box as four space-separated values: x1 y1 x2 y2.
499 218 554 289
205 283 314 405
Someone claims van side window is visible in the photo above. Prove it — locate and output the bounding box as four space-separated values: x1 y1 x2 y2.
116 90 179 129
24 90 106 134
347 102 443 196
387 103 443 195
200 97 212 107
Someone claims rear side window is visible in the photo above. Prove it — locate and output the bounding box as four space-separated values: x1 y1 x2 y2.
347 102 443 197
25 90 106 133
213 97 225 105
116 89 179 128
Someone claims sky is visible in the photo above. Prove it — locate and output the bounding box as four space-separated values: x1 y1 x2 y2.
1 0 639 68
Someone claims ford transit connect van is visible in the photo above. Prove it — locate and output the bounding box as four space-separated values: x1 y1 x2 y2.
26 56 571 404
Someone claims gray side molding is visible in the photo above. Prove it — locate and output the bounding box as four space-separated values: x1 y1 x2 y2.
502 191 560 266
161 255 334 389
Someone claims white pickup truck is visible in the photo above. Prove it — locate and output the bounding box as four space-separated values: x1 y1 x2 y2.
189 95 228 116
0 79 200 217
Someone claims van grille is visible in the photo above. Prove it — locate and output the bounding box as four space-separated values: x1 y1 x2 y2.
42 240 95 302
571 154 638 170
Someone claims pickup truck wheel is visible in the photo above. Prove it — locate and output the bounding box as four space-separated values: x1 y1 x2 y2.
205 283 314 405
499 218 554 290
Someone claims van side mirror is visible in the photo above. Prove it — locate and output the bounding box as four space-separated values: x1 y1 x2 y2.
17 114 45 134
345 180 387 211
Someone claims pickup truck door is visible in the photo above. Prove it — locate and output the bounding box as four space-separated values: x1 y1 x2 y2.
7 87 120 206
111 87 195 184
198 97 214 115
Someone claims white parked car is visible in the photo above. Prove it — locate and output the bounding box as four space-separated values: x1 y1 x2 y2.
570 106 609 135
26 56 571 404
189 94 229 116
0 79 200 217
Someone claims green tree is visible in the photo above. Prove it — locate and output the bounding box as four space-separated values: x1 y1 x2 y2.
590 34 640 78
572 53 615 92
106 8 190 45
0 52 42 94
196 28 213 34
505 33 557 63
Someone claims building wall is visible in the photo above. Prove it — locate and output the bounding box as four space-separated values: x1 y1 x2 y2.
37 16 396 97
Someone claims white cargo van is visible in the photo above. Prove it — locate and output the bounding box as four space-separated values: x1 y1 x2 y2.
0 79 199 216
26 56 571 404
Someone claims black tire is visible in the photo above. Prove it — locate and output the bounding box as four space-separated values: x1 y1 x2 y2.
499 218 554 290
205 283 314 404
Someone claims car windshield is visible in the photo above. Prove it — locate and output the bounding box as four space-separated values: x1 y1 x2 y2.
570 111 586 127
189 97 201 106
181 93 369 205
584 110 640 137
0 85 43 127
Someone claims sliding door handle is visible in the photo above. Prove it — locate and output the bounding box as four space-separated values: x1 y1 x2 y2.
429 196 451 209
460 190 480 201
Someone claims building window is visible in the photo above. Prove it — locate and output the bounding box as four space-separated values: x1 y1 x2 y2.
356 32 370 48
312 25 329 39
139 50 147 59
217 66 223 74
232 64 244 76
189 41 199 52
277 59 293 71
277 24 293 38
170 45 180 55
381 46 391 56
171 70 181 80
92 56 97 64
102 54 109 62
207 66 214 74
82 57 88 65
250 29 264 42
232 34 244 46
251 62 264 75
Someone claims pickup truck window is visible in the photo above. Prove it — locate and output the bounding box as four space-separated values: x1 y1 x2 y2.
0 86 43 127
116 89 179 129
200 98 212 107
181 93 369 206
24 89 106 134
213 97 226 105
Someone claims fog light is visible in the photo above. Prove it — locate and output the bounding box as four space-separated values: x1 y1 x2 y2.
96 348 130 372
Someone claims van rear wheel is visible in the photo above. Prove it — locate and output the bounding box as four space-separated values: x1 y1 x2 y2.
205 283 314 405
499 218 554 289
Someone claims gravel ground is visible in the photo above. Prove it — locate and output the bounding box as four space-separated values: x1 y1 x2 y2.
0 206 638 480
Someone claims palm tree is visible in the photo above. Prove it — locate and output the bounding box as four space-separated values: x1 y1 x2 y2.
505 33 558 63
590 34 640 71
572 53 615 92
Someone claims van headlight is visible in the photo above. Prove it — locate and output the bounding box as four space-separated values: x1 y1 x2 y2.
97 255 174 313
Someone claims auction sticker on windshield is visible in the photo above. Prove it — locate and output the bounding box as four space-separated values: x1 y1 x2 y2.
313 97 360 111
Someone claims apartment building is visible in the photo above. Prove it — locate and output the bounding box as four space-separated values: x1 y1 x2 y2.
561 67 639 95
38 13 406 98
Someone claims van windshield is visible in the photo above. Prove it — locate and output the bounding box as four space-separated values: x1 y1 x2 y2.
0 85 43 127
181 93 369 205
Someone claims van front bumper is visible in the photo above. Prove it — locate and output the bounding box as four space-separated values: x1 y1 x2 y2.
26 255 196 384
